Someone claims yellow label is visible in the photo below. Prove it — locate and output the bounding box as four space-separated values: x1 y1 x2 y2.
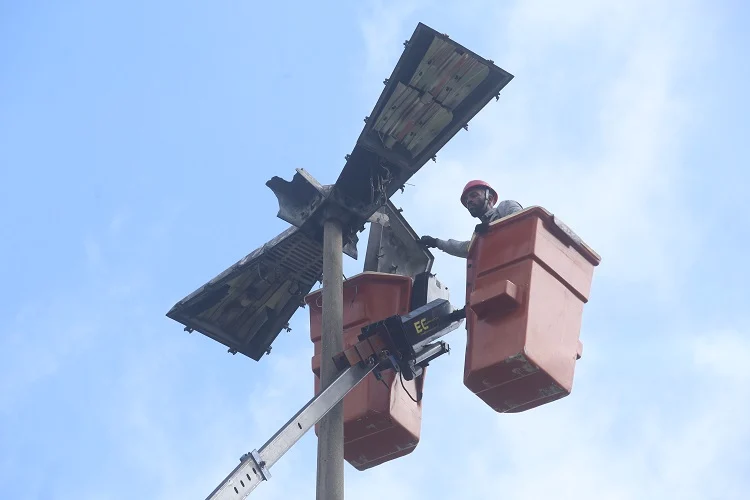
414 318 430 335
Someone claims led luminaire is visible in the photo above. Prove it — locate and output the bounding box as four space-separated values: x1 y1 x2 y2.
372 37 490 157
166 227 323 361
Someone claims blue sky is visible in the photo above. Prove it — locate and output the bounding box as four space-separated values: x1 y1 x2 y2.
1 0 749 499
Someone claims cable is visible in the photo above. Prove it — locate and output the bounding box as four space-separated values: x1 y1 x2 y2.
399 371 422 403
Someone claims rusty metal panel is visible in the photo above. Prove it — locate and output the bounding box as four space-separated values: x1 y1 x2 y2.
266 169 361 260
265 168 330 230
362 199 434 278
333 23 514 222
410 37 491 109
166 227 323 361
372 82 454 157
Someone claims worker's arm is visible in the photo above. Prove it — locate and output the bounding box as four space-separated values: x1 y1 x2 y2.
434 238 470 258
420 235 470 258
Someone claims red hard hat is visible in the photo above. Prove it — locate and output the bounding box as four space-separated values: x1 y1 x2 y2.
461 180 497 207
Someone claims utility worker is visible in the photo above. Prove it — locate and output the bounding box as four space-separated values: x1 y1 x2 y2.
420 180 523 258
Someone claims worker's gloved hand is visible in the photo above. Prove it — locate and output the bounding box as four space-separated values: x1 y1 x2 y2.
474 222 489 235
420 235 437 248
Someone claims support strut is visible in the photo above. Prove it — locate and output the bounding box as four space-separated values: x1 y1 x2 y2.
205 360 378 500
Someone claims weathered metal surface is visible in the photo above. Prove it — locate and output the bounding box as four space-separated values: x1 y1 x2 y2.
372 82 453 157
166 226 323 361
266 168 359 260
265 24 513 264
266 168 329 229
333 23 514 223
371 37 491 158
362 199 434 278
410 37 491 109
362 213 385 273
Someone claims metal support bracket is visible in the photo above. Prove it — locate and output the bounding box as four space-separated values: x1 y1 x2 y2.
238 450 270 481
266 168 361 260
266 168 329 229
205 360 378 499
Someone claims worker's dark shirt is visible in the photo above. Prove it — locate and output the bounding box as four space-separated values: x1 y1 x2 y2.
434 200 523 258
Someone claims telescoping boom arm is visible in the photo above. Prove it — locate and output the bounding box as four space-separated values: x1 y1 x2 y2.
206 299 465 499
206 361 378 499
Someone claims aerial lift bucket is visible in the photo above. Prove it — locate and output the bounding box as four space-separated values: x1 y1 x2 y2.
463 206 601 413
306 272 424 470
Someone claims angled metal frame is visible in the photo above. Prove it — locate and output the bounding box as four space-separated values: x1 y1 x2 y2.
363 199 434 278
166 227 323 360
332 22 514 222
167 21 514 363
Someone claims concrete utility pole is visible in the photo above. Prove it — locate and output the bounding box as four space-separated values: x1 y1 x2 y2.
316 217 345 500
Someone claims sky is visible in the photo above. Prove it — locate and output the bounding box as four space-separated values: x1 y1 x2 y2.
1 0 749 499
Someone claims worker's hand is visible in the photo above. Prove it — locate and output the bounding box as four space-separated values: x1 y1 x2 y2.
420 235 437 248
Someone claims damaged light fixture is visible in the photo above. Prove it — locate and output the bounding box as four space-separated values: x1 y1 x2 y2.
165 22 514 363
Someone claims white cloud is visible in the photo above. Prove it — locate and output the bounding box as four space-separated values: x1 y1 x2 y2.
0 299 99 414
84 236 103 268
358 0 424 97
689 329 750 382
